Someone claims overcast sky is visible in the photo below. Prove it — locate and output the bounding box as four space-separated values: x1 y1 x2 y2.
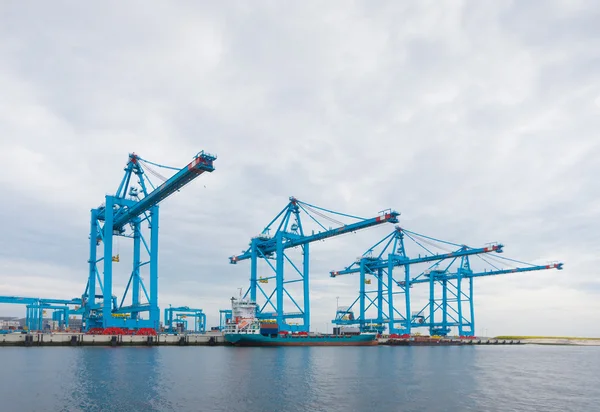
0 1 599 336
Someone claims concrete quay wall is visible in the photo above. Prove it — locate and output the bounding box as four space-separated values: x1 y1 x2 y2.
0 332 229 347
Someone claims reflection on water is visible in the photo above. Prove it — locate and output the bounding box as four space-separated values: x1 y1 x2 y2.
0 345 598 412
69 347 166 411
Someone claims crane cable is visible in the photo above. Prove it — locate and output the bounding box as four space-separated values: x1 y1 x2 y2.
306 205 345 227
405 232 456 254
296 199 367 221
138 160 169 183
402 229 537 271
401 229 464 248
475 254 503 271
301 203 346 227
484 253 538 267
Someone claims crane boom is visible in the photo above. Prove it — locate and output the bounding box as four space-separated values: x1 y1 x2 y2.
108 151 216 230
330 244 504 277
230 210 399 263
0 296 81 305
411 262 564 284
289 212 400 247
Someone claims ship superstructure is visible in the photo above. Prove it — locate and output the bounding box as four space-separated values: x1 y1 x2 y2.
222 293 261 335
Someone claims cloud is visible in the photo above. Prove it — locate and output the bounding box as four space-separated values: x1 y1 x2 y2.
0 1 599 335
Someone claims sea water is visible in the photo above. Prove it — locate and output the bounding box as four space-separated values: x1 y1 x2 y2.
0 345 598 412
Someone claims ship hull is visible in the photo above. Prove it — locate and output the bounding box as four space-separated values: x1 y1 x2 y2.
225 333 378 347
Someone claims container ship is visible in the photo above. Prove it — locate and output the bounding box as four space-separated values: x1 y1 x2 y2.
222 295 377 347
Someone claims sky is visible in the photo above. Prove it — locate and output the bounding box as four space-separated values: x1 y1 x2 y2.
0 0 599 336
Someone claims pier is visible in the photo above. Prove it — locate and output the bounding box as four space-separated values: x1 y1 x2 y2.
0 332 520 347
4 332 598 347
0 332 229 347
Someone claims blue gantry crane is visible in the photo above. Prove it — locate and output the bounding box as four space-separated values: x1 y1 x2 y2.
0 296 82 331
82 151 216 331
409 257 563 336
230 197 399 332
330 227 504 334
26 304 70 331
163 306 206 333
219 309 232 331
331 226 563 336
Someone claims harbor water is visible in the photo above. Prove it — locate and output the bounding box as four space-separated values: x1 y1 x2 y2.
0 345 598 412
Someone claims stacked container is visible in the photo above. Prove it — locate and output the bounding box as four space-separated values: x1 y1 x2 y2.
259 322 279 336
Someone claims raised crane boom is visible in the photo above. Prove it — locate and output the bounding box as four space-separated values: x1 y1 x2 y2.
99 151 216 230
230 197 399 264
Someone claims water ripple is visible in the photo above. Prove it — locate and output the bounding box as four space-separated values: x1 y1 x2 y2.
0 345 598 412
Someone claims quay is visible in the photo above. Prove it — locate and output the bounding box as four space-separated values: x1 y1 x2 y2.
0 331 229 347
0 332 527 347
379 337 523 346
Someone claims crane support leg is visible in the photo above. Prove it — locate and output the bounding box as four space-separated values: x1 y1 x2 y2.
442 278 448 335
377 268 383 322
149 205 160 330
457 272 463 336
404 264 411 335
131 218 141 320
387 260 394 333
250 239 257 302
276 233 284 327
88 210 98 312
103 195 115 324
469 277 475 336
359 260 366 331
303 243 310 332
428 274 434 336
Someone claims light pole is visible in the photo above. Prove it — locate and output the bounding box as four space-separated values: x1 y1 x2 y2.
336 296 339 310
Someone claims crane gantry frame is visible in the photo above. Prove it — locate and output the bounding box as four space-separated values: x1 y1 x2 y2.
164 305 206 333
0 296 82 331
331 226 563 336
230 197 399 332
82 151 216 331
